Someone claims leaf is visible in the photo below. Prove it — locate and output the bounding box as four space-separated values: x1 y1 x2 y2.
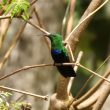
4 2 16 15
3 92 12 97
21 14 27 20
2 0 7 4
4 0 30 19
22 1 30 6
0 4 2 9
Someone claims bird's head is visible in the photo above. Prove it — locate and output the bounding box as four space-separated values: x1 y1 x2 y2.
47 34 62 43
45 34 63 49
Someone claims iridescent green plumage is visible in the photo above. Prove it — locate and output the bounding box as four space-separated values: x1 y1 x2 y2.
48 34 67 55
47 34 76 77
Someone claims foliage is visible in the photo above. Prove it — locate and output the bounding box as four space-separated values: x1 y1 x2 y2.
0 92 12 110
0 91 31 110
12 102 32 110
0 0 30 20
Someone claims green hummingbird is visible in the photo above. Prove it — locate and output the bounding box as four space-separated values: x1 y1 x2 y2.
46 34 76 77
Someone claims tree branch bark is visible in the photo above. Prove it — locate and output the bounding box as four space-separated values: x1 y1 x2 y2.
66 0 102 51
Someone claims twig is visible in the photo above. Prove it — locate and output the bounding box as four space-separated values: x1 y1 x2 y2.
30 0 38 5
73 71 110 110
0 15 32 19
77 73 110 110
26 20 50 35
61 1 70 37
96 55 110 71
56 1 77 99
65 0 108 41
67 43 75 61
93 79 110 110
0 15 50 35
66 0 76 36
0 15 11 19
0 64 53 80
0 86 48 100
0 21 27 69
74 55 110 99
67 48 83 94
77 63 110 84
76 91 98 109
33 7 50 49
15 94 25 102
34 7 44 28
0 19 11 49
0 62 110 84
73 70 110 106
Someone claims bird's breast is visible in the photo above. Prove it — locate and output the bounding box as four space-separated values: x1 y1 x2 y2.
51 49 62 55
51 49 69 63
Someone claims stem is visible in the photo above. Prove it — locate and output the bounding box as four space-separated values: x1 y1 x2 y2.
0 15 11 19
73 70 110 105
26 20 50 35
0 86 48 100
0 63 110 84
30 0 38 5
74 55 110 99
78 63 110 84
33 7 50 49
66 0 108 42
67 51 83 94
0 21 27 69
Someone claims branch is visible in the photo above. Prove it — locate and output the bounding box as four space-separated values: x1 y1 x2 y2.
66 0 76 36
74 54 110 99
0 21 27 69
92 55 110 110
66 0 108 42
0 64 53 80
64 0 103 51
0 86 48 100
0 15 11 19
30 0 38 5
77 63 110 85
76 73 110 110
56 7 78 99
26 20 50 35
67 51 83 94
56 0 108 108
61 1 70 37
0 19 11 49
33 7 50 49
93 76 110 110
0 15 50 35
33 7 44 28
73 70 110 105
0 62 110 84
76 91 99 109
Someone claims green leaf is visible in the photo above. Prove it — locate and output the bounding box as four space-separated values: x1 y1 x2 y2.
4 0 30 19
0 4 2 9
2 0 7 4
21 14 27 20
3 92 12 97
4 2 16 15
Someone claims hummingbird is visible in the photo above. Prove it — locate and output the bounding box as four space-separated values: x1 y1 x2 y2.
46 33 76 77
